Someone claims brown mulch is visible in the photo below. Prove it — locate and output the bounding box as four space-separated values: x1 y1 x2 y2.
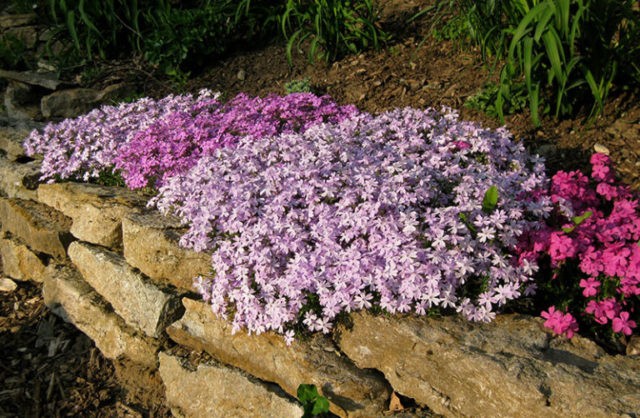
1 0 639 416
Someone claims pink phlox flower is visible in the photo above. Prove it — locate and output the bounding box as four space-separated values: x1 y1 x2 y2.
596 182 620 201
541 306 579 338
579 277 601 298
601 242 630 278
612 311 636 336
590 153 615 183
452 140 471 150
548 232 577 264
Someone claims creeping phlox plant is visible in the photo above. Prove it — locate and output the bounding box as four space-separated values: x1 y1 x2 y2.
24 91 356 190
518 153 639 340
154 107 551 343
115 93 358 189
23 90 219 183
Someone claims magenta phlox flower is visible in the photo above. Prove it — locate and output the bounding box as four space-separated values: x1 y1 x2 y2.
590 153 615 183
586 298 621 325
548 232 577 264
612 311 637 336
601 242 631 278
579 277 601 297
541 306 579 338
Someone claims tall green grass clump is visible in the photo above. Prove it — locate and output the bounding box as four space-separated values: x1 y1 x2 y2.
43 0 281 78
280 0 389 63
443 0 640 125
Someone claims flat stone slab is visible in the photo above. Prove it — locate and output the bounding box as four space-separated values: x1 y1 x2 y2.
0 14 36 28
68 241 182 338
0 156 40 200
122 212 211 292
0 236 47 281
167 297 391 418
40 84 128 119
38 183 146 249
0 69 62 90
43 264 159 368
0 197 73 259
335 311 640 418
159 352 303 418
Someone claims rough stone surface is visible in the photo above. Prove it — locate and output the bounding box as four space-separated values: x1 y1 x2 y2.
0 197 73 259
68 241 182 338
0 69 62 90
38 182 146 249
122 212 211 292
335 311 640 418
0 13 36 28
0 126 30 160
0 156 40 200
4 80 40 120
159 352 303 418
5 25 38 48
0 277 18 292
43 264 160 368
40 84 129 118
167 298 391 418
0 236 47 281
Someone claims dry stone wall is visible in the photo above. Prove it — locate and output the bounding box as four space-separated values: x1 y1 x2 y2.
1 127 639 417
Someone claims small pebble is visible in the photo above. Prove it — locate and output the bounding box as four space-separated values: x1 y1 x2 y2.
0 277 18 292
237 69 246 81
593 143 610 155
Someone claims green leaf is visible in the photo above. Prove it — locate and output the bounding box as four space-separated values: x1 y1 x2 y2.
482 185 499 213
311 397 330 415
572 210 592 226
297 384 319 404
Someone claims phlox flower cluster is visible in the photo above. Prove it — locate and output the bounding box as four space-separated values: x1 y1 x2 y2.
115 93 359 188
518 153 639 338
23 90 219 182
154 107 551 341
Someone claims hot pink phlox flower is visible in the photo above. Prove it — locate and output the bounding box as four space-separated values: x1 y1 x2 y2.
548 232 577 264
452 140 471 150
601 242 630 278
585 300 608 324
579 277 601 297
579 246 603 276
596 182 619 201
612 311 636 336
541 306 578 338
590 153 615 183
550 170 597 210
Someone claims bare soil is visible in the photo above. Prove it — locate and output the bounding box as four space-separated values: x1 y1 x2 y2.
1 0 638 416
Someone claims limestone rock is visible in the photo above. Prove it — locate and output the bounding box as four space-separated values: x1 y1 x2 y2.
4 80 41 120
41 84 129 118
0 156 40 200
122 212 211 293
0 14 36 28
0 236 47 281
159 352 303 418
0 197 73 259
167 298 391 418
335 311 640 418
38 182 146 249
5 25 38 48
0 277 18 292
43 264 159 368
0 69 63 90
68 241 182 338
0 126 30 160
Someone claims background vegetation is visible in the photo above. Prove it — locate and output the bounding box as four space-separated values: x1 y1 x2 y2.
1 0 638 125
